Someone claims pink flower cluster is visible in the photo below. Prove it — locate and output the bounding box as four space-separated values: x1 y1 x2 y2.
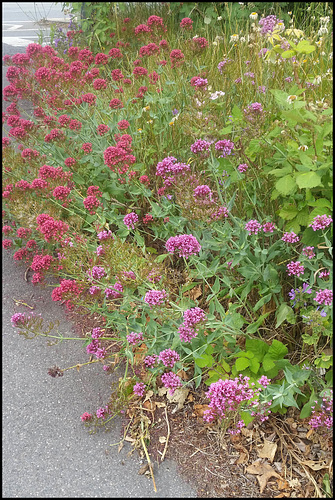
36 213 69 242
144 289 167 307
302 246 315 259
286 260 305 277
178 307 206 342
180 18 193 30
156 156 190 179
204 375 271 431
51 279 81 302
161 371 182 395
281 231 300 243
83 195 101 215
309 214 333 231
126 331 144 345
314 289 333 306
123 212 139 229
190 139 212 155
193 184 213 201
237 163 248 173
133 382 146 397
86 339 106 359
11 312 27 327
245 219 262 235
165 234 201 258
215 139 234 157
144 354 159 368
309 393 333 430
158 348 180 368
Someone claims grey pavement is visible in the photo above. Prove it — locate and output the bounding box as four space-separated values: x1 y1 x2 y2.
2 4 197 497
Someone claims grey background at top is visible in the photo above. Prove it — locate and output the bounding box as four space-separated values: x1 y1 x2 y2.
2 3 196 497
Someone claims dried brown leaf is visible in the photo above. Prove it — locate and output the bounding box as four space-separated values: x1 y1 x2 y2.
257 440 278 463
118 441 124 453
193 404 210 418
138 464 149 475
143 390 154 403
246 461 281 494
166 387 189 409
300 460 329 471
159 436 167 444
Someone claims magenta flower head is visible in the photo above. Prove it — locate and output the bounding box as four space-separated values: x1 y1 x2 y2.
309 214 333 231
123 212 139 230
161 371 182 395
314 289 333 306
11 312 27 328
158 348 180 368
133 382 146 397
165 234 201 258
281 231 300 243
80 412 92 421
126 331 144 345
286 260 305 277
144 289 167 307
245 219 262 235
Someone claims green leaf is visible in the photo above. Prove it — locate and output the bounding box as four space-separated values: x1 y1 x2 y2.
249 358 261 374
296 40 315 54
194 353 214 368
262 358 275 371
204 16 212 24
246 312 271 334
268 339 288 360
281 49 296 59
240 410 254 426
245 338 269 360
235 357 250 371
275 303 296 328
278 204 298 220
253 293 272 312
275 175 297 195
155 253 169 263
296 171 322 189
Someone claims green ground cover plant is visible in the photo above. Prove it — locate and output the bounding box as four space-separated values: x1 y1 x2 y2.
2 2 333 486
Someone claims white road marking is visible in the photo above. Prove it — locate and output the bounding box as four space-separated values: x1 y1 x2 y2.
3 36 41 46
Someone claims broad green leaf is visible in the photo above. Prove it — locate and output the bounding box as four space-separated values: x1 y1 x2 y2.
235 357 250 371
275 175 297 195
253 293 272 312
275 303 296 328
249 358 261 374
281 49 296 58
204 16 212 24
245 338 269 360
268 339 288 360
262 357 275 371
295 171 322 189
278 205 298 220
194 353 214 368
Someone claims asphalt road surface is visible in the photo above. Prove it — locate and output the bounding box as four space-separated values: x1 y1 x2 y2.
2 4 196 497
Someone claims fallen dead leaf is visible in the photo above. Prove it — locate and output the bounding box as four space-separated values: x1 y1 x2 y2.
277 478 289 490
159 436 167 444
241 427 253 440
166 387 189 410
143 400 155 411
158 387 168 397
300 460 329 471
246 461 281 494
176 368 189 380
288 478 300 488
143 390 154 403
138 464 149 475
257 440 278 463
236 449 249 464
118 441 124 453
193 404 210 418
155 401 166 408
